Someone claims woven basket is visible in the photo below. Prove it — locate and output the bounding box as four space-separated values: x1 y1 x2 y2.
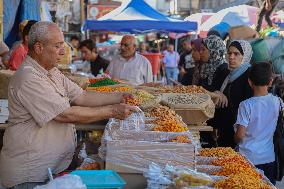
0 70 15 99
140 94 161 110
161 93 215 125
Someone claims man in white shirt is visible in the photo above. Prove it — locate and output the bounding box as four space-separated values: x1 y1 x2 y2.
106 35 153 85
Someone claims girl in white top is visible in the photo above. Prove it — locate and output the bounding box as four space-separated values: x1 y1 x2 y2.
234 62 278 185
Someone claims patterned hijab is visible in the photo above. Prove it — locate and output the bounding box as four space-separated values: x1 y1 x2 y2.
200 35 227 85
220 40 253 92
229 40 253 69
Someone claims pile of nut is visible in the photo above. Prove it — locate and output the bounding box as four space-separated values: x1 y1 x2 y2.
168 135 191 143
153 119 188 132
144 105 188 132
131 89 155 104
87 86 156 107
199 147 238 157
144 105 176 120
199 148 274 189
166 94 207 105
159 85 206 94
86 86 132 92
214 172 273 189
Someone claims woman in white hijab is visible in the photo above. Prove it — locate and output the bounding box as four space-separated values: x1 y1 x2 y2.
209 40 253 148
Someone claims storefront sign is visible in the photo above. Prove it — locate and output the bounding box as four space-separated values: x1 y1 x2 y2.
87 4 117 19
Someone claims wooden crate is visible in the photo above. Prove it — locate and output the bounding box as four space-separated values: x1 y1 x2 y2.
161 93 215 125
174 108 212 125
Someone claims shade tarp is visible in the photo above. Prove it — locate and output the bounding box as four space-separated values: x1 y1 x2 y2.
4 0 41 47
83 0 197 33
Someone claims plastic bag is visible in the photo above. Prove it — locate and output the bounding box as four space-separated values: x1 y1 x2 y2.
77 143 101 170
34 175 86 189
144 163 173 189
144 163 215 189
173 168 214 188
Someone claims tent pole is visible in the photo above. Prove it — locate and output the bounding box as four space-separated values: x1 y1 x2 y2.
175 38 178 52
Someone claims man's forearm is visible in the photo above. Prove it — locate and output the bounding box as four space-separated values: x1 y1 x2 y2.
73 91 122 107
54 105 114 124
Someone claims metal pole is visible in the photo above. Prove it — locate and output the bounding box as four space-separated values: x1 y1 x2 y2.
175 38 178 52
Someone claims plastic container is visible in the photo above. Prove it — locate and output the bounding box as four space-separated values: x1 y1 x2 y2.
70 170 126 189
271 38 284 74
141 53 161 75
250 39 271 63
208 22 230 40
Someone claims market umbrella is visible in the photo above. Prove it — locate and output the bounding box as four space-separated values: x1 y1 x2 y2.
83 0 197 33
200 5 266 33
272 10 284 27
184 12 214 37
185 13 214 31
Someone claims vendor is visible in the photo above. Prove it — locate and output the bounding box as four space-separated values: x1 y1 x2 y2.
0 21 138 189
106 35 153 85
79 39 109 77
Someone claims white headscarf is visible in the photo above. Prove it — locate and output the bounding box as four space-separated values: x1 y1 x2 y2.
220 40 253 92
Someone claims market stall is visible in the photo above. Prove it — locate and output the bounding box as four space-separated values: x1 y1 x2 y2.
0 68 278 188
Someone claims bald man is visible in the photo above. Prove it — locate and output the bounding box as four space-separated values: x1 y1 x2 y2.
107 35 153 85
0 22 137 189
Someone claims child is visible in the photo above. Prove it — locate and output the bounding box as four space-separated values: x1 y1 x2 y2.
234 62 279 185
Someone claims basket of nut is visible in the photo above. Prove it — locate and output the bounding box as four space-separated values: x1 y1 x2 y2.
161 93 215 125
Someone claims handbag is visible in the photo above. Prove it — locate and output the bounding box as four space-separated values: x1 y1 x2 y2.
274 97 284 181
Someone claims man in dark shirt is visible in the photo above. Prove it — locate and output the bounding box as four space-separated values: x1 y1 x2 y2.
178 40 193 82
79 39 109 76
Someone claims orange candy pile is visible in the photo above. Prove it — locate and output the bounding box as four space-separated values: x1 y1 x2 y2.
214 172 273 189
199 147 238 157
169 135 191 143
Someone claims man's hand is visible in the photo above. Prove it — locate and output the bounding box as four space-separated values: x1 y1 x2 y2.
179 67 187 77
112 103 140 120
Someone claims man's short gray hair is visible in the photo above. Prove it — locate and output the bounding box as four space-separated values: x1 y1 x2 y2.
28 21 57 50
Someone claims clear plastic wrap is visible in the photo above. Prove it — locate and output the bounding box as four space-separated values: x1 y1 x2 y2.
195 165 222 175
144 163 216 189
34 175 87 189
105 140 195 173
99 116 196 161
118 111 146 131
100 113 196 174
196 156 220 165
